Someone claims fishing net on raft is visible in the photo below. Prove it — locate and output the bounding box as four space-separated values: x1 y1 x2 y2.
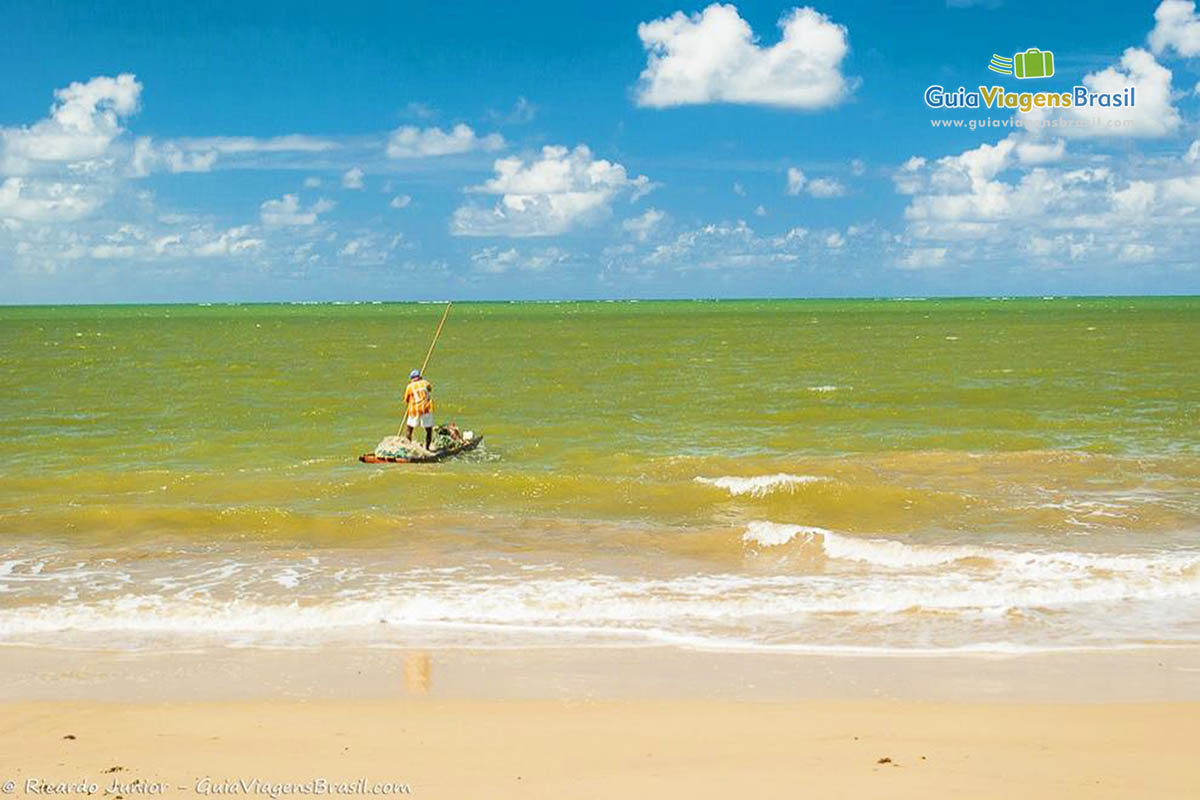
374 425 468 458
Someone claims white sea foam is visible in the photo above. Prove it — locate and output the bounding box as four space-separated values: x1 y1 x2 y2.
2 534 1199 655
742 522 831 546
744 522 984 567
272 568 303 589
1 559 1199 651
743 521 1200 574
696 474 826 497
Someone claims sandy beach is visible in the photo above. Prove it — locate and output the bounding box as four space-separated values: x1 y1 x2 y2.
3 697 1197 799
2 645 1200 798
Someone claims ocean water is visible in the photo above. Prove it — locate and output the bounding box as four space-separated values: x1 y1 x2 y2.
1 297 1197 654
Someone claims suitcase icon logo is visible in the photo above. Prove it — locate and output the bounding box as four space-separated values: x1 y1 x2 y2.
1014 48 1054 79
988 48 1055 79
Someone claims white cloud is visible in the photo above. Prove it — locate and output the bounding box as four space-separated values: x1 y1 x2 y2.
470 245 568 273
622 207 666 240
130 134 338 177
754 204 767 216
193 226 264 257
1 77 327 182
130 138 218 175
1014 138 1066 164
892 134 1067 214
732 181 746 196
0 74 143 225
386 124 505 158
0 74 386 283
898 136 1060 224
893 157 927 194
786 166 845 197
451 144 655 237
167 149 218 173
259 193 335 226
304 177 322 188
773 226 808 246
1150 0 1200 56
850 158 866 176
8 221 266 264
1094 147 1200 221
1111 179 1156 215
634 3 854 109
786 167 806 195
897 246 948 270
0 177 104 222
173 135 337 154
487 97 537 124
891 124 1200 272
326 233 405 265
403 102 438 120
511 97 536 123
1 74 141 175
645 219 755 266
342 167 365 189
151 234 181 255
390 194 412 209
471 246 519 273
608 217 858 278
1024 48 1179 138
1119 242 1155 261
807 177 845 197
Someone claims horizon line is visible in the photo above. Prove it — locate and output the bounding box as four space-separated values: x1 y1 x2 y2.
3 292 1199 308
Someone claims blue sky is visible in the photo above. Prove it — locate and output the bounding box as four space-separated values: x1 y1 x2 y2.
2 0 1199 302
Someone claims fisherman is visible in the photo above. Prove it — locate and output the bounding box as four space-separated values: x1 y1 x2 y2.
402 369 435 450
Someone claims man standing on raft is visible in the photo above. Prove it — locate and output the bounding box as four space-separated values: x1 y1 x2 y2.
402 369 435 450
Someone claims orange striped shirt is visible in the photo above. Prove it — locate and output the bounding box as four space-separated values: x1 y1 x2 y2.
403 378 434 416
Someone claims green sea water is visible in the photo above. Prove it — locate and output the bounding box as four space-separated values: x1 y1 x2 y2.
1 297 1198 653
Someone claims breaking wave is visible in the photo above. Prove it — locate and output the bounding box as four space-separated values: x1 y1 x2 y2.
742 521 1200 575
695 473 826 497
3 520 1200 655
1 529 1199 655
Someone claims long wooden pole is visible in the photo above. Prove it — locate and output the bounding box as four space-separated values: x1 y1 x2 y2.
419 302 452 376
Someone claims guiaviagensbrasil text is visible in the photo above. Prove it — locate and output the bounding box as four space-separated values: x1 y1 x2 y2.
924 85 1135 113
